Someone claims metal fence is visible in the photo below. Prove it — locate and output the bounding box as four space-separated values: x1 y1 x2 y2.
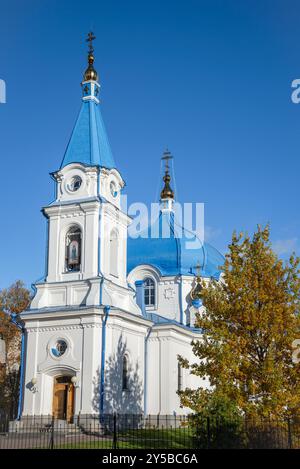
0 414 299 449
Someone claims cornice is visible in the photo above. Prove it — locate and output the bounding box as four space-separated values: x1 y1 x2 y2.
27 323 102 333
43 199 100 216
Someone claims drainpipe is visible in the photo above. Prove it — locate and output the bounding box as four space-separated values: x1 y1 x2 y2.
134 280 153 415
44 218 49 281
144 325 153 416
179 274 184 324
17 332 26 420
158 335 162 414
10 313 25 420
97 169 111 419
98 207 104 305
100 305 110 418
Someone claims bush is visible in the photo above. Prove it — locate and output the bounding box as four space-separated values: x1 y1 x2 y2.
188 394 246 449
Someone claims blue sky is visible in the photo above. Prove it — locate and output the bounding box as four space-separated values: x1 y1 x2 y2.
0 0 299 289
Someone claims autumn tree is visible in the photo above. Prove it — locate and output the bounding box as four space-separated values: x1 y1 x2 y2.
0 281 30 416
179 226 300 420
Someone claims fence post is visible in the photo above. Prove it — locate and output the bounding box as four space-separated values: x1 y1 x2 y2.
49 415 54 450
112 413 117 449
206 417 211 449
287 418 293 449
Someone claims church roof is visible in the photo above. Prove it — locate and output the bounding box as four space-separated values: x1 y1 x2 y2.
127 210 224 278
60 32 115 170
144 311 202 333
60 99 115 169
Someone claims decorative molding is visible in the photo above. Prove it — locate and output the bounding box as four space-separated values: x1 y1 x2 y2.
106 323 146 337
164 288 175 300
26 324 102 333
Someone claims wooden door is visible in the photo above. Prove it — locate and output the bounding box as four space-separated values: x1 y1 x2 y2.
53 377 74 422
53 383 68 420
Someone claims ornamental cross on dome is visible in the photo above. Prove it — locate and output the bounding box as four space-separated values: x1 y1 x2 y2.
161 149 173 173
86 31 96 53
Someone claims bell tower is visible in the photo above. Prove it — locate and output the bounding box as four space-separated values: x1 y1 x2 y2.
31 33 139 315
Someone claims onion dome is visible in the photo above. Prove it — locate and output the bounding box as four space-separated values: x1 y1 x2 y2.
128 152 224 278
160 150 174 200
83 53 98 82
83 32 98 82
127 209 224 278
190 275 203 300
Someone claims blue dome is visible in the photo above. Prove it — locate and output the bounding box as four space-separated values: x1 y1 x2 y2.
127 211 224 278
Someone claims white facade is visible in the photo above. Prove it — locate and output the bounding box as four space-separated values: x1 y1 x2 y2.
20 158 204 419
18 54 214 421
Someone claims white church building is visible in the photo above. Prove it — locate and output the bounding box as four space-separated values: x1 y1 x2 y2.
18 35 223 422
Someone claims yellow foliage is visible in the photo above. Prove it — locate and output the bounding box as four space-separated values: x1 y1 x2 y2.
179 225 300 419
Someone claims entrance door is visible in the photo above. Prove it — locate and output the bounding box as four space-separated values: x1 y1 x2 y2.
52 376 74 422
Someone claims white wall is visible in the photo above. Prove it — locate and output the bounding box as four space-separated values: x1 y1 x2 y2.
146 325 206 415
128 266 197 325
21 307 151 417
21 308 103 416
103 314 149 414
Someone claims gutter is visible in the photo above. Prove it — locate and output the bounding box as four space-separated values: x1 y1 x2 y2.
134 280 152 415
10 313 25 421
44 218 49 281
179 274 184 324
97 172 105 305
97 171 108 418
100 305 110 417
17 332 26 420
144 325 153 415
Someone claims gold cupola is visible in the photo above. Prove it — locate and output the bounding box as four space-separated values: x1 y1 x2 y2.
190 262 203 301
160 149 174 200
83 31 98 82
190 275 203 300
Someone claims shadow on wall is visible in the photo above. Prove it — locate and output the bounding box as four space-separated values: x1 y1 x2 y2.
92 335 143 414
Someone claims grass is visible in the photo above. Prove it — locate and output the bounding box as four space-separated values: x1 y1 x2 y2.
55 428 196 449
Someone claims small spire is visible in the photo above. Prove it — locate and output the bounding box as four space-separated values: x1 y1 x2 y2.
83 31 98 82
160 149 174 200
190 261 203 300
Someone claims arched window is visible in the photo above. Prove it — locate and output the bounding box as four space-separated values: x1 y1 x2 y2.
177 363 183 392
122 355 129 391
65 226 81 272
144 277 155 307
109 229 118 277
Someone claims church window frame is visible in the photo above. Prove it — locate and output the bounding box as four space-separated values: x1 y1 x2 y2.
50 337 70 360
65 225 82 273
109 228 119 278
144 277 156 308
67 175 82 192
122 354 129 391
177 363 183 392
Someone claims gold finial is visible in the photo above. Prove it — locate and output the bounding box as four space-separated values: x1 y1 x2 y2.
190 261 203 300
160 149 174 200
83 31 98 82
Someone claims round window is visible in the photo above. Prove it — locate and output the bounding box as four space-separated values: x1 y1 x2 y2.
52 340 68 358
68 176 82 192
110 181 118 198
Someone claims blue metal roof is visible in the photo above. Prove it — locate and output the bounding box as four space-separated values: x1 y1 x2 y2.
60 99 115 169
144 311 202 333
127 210 224 278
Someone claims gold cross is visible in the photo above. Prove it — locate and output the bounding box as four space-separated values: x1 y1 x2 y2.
86 31 96 53
161 149 173 173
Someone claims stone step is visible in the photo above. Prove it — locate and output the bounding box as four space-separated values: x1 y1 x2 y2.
8 419 83 434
